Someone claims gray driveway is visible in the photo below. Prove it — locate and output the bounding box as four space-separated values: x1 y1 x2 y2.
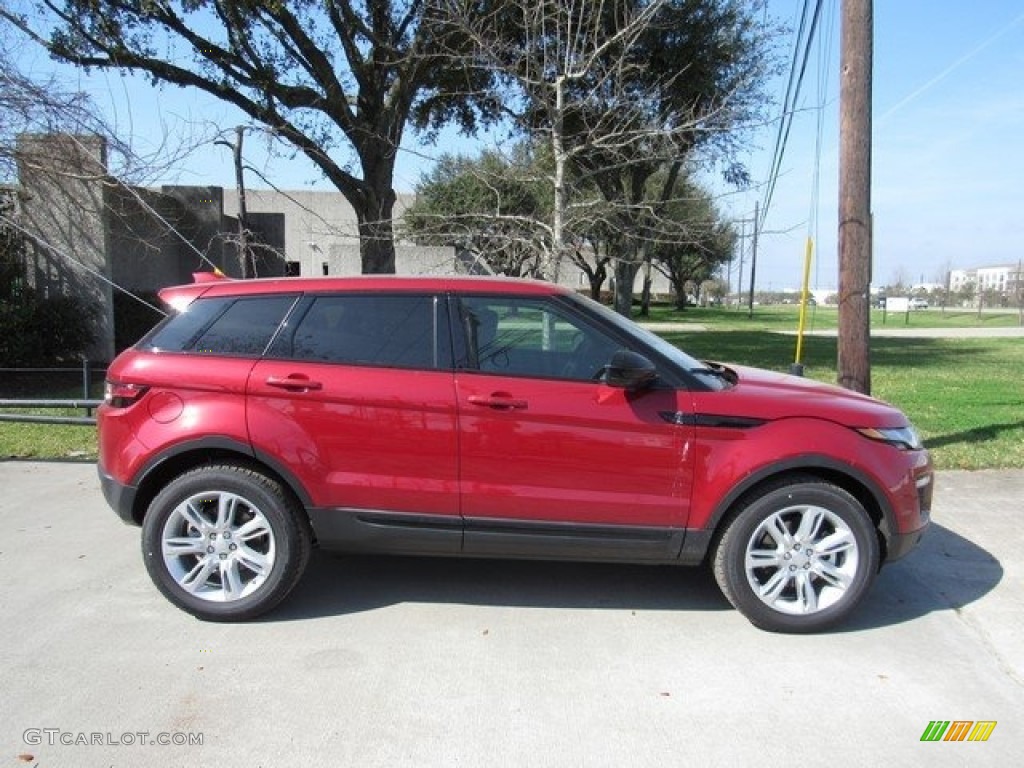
1 461 1021 767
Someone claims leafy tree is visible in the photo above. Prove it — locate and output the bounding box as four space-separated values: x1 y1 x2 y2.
649 180 737 309
403 147 553 277
0 190 27 302
2 0 495 274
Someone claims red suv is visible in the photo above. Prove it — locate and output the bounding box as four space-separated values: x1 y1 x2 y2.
98 274 932 632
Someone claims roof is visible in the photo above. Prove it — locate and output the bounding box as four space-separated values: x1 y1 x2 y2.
158 272 567 310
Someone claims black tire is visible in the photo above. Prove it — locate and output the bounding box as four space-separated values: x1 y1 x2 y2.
712 476 880 633
141 463 312 621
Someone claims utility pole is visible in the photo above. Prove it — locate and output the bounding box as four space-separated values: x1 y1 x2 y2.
216 126 253 278
837 0 873 394
232 126 254 279
1018 259 1023 327
747 201 759 318
735 219 746 309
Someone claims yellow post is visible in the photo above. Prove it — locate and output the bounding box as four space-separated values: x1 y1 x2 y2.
794 237 815 370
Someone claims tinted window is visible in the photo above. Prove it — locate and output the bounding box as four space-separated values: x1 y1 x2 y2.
269 295 440 369
142 296 295 356
141 297 233 352
458 297 620 381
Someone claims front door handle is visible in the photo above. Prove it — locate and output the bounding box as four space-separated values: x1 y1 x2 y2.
265 374 323 392
467 394 528 410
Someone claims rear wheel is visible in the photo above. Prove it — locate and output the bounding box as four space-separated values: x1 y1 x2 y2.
141 464 311 621
713 477 879 633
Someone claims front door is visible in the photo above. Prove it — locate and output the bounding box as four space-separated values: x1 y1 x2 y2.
453 296 694 560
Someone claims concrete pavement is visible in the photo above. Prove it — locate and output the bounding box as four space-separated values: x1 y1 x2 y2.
1 461 1021 767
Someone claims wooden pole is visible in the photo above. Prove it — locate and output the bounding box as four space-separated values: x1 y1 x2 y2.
837 0 873 394
748 201 759 318
232 126 254 279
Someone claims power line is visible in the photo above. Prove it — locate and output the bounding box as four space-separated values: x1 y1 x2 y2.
759 0 826 232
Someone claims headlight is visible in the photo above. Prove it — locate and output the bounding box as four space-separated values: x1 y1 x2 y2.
856 425 924 451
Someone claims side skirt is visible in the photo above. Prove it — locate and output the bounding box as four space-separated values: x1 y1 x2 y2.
307 508 700 564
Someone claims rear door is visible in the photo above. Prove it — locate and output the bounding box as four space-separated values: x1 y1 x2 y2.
247 292 461 552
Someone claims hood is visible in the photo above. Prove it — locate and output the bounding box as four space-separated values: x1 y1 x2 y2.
693 363 908 428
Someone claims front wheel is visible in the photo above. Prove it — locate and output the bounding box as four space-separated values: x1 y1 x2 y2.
713 477 880 633
141 464 312 621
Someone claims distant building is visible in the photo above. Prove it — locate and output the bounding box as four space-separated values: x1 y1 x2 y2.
949 264 1022 298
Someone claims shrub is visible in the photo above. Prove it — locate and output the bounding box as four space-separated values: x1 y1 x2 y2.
0 293 96 365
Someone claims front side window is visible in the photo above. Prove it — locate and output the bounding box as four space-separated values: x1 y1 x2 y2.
457 296 620 381
268 294 442 369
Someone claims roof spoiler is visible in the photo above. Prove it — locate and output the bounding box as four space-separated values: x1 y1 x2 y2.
192 269 229 284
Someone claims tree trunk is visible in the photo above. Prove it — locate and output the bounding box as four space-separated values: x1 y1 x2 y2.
589 258 609 301
357 159 398 274
639 250 653 316
614 259 639 317
357 209 397 274
547 75 567 282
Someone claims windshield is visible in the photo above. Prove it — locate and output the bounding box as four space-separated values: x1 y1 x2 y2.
565 293 728 390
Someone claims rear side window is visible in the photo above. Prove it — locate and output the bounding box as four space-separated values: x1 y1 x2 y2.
141 296 296 356
267 294 443 369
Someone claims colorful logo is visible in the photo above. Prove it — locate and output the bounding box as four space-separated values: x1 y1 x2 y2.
920 721 997 742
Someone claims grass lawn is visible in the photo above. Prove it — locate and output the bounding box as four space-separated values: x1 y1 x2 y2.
2 307 1021 469
644 303 1023 332
0 419 98 461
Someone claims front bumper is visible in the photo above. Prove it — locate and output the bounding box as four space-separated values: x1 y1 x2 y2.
884 512 929 561
885 463 933 562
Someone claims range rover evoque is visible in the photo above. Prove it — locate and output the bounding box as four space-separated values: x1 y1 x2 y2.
98 274 932 632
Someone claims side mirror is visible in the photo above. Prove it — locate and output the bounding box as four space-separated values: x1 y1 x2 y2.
602 349 658 391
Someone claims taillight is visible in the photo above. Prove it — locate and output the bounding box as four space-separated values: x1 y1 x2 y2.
104 381 149 408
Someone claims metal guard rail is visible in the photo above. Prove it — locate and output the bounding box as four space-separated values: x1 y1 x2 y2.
0 399 103 426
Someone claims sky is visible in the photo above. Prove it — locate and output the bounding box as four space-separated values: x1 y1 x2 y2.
8 0 1024 292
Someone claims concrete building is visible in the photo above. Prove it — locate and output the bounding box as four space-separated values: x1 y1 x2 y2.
227 189 456 279
8 133 675 361
12 135 292 359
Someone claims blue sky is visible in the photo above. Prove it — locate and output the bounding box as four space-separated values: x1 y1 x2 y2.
11 0 1024 291
733 0 1024 291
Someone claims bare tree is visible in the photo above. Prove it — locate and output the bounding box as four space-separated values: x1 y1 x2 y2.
439 0 775 314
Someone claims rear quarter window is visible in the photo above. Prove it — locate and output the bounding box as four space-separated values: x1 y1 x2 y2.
140 296 297 356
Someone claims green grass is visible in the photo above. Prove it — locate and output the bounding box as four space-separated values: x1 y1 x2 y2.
0 419 97 461
644 303 1023 331
0 379 101 461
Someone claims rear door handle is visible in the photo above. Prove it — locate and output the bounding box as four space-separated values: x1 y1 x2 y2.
467 394 528 410
265 375 323 392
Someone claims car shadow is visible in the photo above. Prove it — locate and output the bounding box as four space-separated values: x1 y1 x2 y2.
841 521 1003 632
265 522 1001 632
270 553 730 621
